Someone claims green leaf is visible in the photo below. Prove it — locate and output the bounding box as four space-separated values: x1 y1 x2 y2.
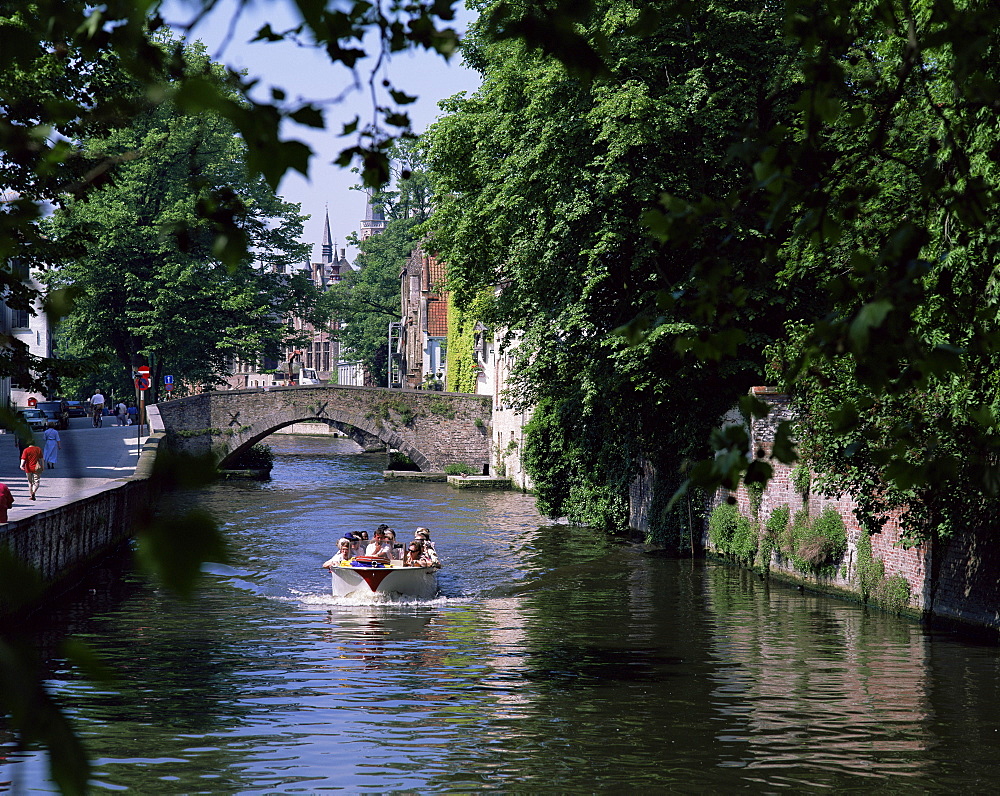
289 105 325 129
848 299 893 352
134 509 229 599
771 422 798 464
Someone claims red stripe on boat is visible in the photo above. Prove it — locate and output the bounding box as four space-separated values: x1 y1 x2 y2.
357 569 394 591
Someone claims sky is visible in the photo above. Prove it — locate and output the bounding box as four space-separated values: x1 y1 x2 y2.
159 0 482 264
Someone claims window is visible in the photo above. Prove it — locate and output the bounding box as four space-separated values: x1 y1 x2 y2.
11 308 29 328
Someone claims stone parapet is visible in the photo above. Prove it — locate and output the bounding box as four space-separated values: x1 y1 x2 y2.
152 386 492 474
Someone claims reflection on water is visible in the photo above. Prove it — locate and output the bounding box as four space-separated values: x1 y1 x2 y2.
3 436 1000 792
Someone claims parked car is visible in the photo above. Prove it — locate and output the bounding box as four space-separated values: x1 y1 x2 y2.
64 400 87 418
35 400 69 429
18 408 48 431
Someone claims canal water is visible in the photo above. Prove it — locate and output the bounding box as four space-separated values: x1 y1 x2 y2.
4 435 1000 792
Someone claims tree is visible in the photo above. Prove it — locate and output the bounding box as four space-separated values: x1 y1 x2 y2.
39 39 314 398
424 0 808 537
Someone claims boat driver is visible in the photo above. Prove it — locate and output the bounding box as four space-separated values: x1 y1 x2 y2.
384 527 404 560
365 529 393 563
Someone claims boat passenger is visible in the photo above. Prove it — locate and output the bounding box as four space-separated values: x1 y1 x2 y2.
403 541 433 567
414 528 440 564
348 531 365 558
364 529 393 563
322 538 354 570
385 528 403 561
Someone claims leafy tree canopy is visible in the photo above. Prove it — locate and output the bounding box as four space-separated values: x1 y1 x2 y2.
426 0 1000 546
39 37 314 399
424 0 809 535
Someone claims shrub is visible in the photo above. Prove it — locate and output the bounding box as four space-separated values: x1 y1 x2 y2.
228 443 273 470
813 506 848 562
856 531 884 601
880 574 911 613
708 502 739 551
387 451 418 471
746 480 764 521
787 507 811 557
732 512 757 563
445 462 474 475
708 502 757 563
758 504 789 569
765 504 790 543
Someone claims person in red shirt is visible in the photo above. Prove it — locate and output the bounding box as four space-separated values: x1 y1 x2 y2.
19 443 43 500
0 481 13 521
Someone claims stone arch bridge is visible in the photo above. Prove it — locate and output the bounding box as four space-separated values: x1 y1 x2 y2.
149 385 493 473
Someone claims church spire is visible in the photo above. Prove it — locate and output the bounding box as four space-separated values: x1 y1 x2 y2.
321 205 333 263
360 189 387 241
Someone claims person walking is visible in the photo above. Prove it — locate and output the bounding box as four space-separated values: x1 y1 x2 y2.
0 480 13 522
115 400 128 426
42 421 61 469
19 441 43 500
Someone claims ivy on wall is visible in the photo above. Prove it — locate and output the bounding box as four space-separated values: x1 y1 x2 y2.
445 291 493 395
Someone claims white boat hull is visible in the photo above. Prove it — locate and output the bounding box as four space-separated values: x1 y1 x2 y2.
330 563 438 598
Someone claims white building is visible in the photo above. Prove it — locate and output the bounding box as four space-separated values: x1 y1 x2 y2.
3 259 55 408
473 325 534 490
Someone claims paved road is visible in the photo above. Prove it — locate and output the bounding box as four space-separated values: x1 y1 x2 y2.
0 417 149 522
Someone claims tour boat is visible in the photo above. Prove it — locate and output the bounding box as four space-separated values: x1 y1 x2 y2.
330 557 439 599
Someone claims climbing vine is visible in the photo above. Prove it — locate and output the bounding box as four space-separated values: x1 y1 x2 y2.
445 291 492 394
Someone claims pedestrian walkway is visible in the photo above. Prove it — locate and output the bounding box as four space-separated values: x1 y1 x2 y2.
0 418 149 522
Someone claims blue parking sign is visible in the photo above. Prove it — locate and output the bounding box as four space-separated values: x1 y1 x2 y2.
164 375 174 384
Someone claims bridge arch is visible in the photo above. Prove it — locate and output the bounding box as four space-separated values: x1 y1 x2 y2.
222 409 433 471
149 385 492 473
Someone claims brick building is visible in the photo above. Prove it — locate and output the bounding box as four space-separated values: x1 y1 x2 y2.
395 247 447 389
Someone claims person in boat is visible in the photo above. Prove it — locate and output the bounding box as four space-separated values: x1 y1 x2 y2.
384 528 404 561
414 528 440 564
347 531 365 558
364 528 393 563
322 538 354 570
403 541 433 567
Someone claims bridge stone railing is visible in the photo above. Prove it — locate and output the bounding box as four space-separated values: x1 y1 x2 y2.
149 385 493 473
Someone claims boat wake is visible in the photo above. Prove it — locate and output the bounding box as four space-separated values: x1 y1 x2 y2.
291 589 469 608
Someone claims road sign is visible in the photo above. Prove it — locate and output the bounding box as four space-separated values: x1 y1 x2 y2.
135 376 150 391
164 375 173 384
165 383 174 391
137 365 150 378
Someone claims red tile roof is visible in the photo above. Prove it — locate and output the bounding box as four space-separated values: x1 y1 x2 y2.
426 256 447 293
427 298 448 337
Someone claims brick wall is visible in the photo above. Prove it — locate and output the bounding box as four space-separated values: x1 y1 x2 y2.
629 391 1000 629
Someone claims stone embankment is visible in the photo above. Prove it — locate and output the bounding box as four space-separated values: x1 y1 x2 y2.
0 421 160 619
629 390 1000 630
